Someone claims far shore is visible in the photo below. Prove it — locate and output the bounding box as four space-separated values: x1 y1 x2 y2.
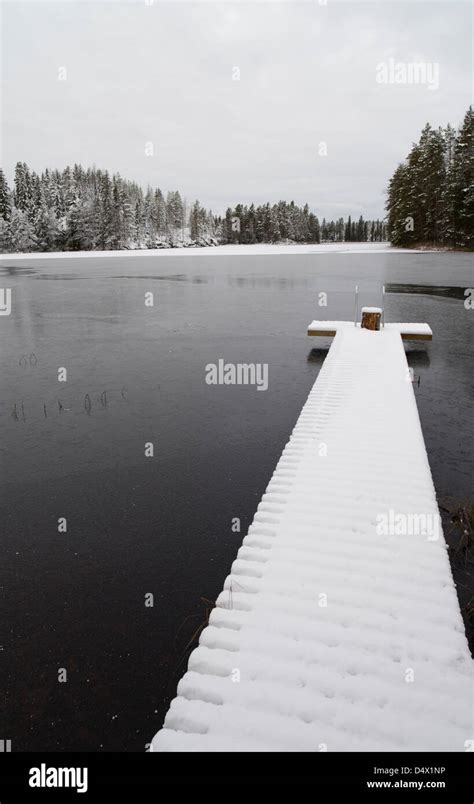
0 242 467 261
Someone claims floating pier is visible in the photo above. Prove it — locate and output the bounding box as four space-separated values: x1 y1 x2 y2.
307 320 433 341
151 319 471 752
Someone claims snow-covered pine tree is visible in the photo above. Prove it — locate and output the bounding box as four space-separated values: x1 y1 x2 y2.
246 203 257 244
326 220 336 241
441 123 458 244
96 170 114 250
35 194 59 251
154 189 167 241
449 107 473 247
0 168 12 221
189 199 211 243
344 215 352 241
166 191 184 243
9 207 37 252
0 216 11 252
133 196 144 247
416 124 446 243
386 107 473 247
110 174 132 249
320 217 327 241
386 162 413 246
269 206 281 242
14 162 35 218
305 213 318 243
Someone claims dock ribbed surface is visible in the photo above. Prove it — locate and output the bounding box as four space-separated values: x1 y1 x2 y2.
151 327 472 751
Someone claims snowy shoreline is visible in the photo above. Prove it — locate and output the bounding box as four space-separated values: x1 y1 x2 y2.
0 242 449 260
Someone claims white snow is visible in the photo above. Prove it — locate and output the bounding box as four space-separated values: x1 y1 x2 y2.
151 326 472 752
0 242 436 260
308 320 433 337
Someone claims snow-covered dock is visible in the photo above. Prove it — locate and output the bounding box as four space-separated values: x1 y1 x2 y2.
151 324 472 752
307 320 433 340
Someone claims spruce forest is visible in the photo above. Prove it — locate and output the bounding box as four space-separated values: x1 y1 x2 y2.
0 107 471 253
0 166 386 252
386 106 473 248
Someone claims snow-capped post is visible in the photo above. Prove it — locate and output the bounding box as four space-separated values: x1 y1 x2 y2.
360 306 382 330
353 284 359 327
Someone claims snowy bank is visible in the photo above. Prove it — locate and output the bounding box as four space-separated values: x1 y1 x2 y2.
0 242 439 260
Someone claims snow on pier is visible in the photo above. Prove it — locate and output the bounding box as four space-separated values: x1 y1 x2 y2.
151 325 471 752
307 320 433 340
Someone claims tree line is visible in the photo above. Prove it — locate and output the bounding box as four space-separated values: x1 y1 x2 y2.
0 162 386 253
1 107 470 253
222 204 386 244
386 106 473 248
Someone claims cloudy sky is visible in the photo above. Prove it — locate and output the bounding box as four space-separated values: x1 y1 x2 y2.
1 0 472 219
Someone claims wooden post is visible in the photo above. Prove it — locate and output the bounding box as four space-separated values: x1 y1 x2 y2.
361 306 382 331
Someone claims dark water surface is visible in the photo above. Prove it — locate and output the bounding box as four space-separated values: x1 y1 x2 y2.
1 251 473 751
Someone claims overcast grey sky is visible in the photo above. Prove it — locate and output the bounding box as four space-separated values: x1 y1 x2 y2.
1 0 472 218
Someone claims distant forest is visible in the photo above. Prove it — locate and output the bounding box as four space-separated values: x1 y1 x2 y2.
0 106 470 253
386 106 473 249
0 164 386 253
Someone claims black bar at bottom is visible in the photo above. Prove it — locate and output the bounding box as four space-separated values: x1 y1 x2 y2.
0 751 472 798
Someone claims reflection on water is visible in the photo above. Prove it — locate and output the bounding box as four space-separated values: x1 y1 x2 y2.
33 274 80 281
0 265 37 276
405 349 431 368
1 251 473 752
110 274 210 283
386 283 467 300
307 347 330 363
228 274 313 290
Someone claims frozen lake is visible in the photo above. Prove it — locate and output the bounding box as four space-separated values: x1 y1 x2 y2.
1 249 473 751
